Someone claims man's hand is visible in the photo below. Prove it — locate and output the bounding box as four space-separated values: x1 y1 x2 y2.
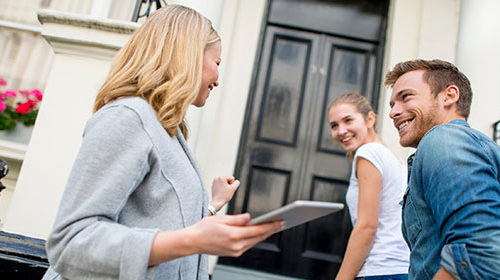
433 267 456 280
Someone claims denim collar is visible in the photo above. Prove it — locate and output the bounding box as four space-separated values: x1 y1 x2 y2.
407 119 469 170
449 118 469 127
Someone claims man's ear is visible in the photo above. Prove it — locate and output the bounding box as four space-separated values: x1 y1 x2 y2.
442 85 460 108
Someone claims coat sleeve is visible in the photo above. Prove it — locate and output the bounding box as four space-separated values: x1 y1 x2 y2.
418 125 500 279
46 105 159 280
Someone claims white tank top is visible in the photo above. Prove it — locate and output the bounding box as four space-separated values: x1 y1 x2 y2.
346 142 410 277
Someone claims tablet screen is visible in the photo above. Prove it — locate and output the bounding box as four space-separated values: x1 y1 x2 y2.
247 200 344 231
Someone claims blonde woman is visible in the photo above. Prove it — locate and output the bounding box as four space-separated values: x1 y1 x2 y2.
328 93 409 280
42 5 281 280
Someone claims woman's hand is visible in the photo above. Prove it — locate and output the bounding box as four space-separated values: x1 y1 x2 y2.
210 176 240 211
149 214 284 265
187 214 283 256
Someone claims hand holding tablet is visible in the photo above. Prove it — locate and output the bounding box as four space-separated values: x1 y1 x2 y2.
247 200 344 232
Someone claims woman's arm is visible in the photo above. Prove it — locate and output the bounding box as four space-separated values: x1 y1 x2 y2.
46 106 158 279
149 213 283 265
335 157 382 280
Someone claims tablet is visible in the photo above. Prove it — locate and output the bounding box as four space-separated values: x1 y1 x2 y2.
247 200 344 232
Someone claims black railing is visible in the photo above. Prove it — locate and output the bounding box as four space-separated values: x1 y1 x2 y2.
131 0 166 22
0 231 48 279
493 120 500 145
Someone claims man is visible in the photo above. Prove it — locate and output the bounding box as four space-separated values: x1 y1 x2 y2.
385 59 500 279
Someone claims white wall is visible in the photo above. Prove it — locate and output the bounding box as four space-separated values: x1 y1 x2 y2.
456 0 500 138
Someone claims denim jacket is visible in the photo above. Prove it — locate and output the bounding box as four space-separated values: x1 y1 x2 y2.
402 119 500 279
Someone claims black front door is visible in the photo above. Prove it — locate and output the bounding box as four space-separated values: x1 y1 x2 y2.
220 1 389 279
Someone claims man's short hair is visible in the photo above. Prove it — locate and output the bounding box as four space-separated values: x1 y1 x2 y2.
385 59 472 119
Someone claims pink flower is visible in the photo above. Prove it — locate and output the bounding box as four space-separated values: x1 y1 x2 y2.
0 101 5 112
0 78 6 86
0 90 16 101
31 89 43 101
16 101 33 114
4 90 16 97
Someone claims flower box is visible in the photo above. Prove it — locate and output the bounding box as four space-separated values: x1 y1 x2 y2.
0 78 42 145
0 124 33 144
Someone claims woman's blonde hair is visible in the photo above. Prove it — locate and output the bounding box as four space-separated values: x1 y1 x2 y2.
93 5 220 138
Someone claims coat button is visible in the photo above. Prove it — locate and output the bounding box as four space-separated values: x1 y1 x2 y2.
460 262 467 269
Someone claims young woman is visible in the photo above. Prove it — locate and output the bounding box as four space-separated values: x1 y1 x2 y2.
328 93 409 280
42 5 281 280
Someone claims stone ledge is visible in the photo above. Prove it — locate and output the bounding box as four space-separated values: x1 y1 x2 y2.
37 9 139 34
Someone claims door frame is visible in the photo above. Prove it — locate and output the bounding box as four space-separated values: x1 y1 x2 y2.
217 0 389 278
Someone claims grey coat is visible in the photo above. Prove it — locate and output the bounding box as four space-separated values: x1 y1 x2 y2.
42 97 209 280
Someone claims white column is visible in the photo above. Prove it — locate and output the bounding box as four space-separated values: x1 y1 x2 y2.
455 0 500 137
108 0 137 21
3 10 138 239
90 0 113 18
417 0 460 60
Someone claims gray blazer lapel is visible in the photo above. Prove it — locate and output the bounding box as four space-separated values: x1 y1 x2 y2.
176 127 208 215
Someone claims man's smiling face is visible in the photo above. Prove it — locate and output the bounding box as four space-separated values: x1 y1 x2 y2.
389 70 442 148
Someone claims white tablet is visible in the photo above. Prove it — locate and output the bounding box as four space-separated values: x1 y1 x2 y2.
247 200 344 232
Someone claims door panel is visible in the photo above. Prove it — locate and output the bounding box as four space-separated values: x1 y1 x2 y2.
269 0 389 42
318 42 378 154
244 166 290 218
257 35 311 145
